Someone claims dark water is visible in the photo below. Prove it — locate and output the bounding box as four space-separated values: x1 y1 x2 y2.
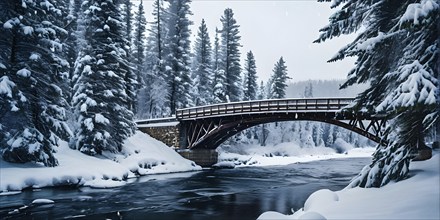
1 157 370 220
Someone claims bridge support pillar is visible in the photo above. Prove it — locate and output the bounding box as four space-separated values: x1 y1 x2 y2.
178 149 218 167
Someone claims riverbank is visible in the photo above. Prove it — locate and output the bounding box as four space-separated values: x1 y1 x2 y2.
1 133 375 192
216 141 375 167
258 150 440 219
0 131 201 193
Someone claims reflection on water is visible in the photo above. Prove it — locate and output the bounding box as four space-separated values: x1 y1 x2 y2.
0 157 370 220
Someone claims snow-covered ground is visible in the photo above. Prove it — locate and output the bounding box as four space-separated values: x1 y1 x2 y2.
216 140 375 168
258 150 440 220
0 131 201 192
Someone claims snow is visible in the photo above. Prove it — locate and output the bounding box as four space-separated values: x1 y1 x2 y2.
107 70 116 77
89 5 101 13
94 113 109 124
356 32 389 51
32 199 54 205
16 68 31 77
83 118 94 131
22 26 34 35
3 22 13 29
217 142 374 167
377 60 437 112
212 161 236 168
0 76 16 98
0 131 201 192
3 18 20 29
39 1 54 10
80 55 93 63
97 59 105 65
258 212 293 220
29 53 40 61
0 191 21 196
258 151 440 220
103 90 114 97
83 65 92 74
137 121 180 128
399 0 439 26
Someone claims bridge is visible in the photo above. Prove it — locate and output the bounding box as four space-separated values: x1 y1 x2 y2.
137 98 387 166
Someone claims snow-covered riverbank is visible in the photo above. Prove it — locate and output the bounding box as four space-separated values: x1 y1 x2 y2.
216 140 375 168
1 132 373 193
258 150 440 220
0 132 201 192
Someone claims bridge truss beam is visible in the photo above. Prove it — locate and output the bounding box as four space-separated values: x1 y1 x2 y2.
180 112 387 150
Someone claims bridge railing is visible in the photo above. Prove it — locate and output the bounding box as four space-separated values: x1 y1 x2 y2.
136 117 178 127
176 98 354 120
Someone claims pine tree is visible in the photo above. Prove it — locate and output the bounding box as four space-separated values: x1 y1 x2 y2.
0 0 72 166
220 8 242 102
211 28 227 103
257 80 266 100
164 0 194 113
65 0 82 82
133 0 147 98
71 0 135 155
314 123 324 146
138 0 169 118
212 69 227 103
316 0 439 188
122 0 132 46
304 81 313 98
213 28 221 74
121 0 137 112
193 19 213 105
269 57 290 99
243 51 258 101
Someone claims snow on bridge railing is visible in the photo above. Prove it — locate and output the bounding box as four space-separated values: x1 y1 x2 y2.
176 97 355 120
136 117 178 127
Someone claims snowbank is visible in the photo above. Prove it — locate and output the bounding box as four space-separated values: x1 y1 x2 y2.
258 151 440 219
217 141 375 167
0 131 201 192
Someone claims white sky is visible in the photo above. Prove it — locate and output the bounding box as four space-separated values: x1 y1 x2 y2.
134 0 356 83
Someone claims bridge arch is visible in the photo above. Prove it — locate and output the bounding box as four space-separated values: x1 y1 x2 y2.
181 114 385 150
176 98 387 150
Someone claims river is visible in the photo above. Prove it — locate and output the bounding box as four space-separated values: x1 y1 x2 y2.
1 157 370 220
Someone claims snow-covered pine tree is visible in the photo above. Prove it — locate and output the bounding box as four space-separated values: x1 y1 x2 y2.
257 80 266 100
133 0 147 83
315 123 324 147
137 0 169 118
213 28 221 75
122 0 132 46
65 0 82 82
132 0 147 115
0 0 72 166
316 0 439 188
71 0 135 155
193 19 213 106
304 81 313 98
324 125 334 147
220 8 242 102
211 28 227 103
212 69 227 104
164 0 194 113
269 57 290 99
121 0 137 112
243 51 258 101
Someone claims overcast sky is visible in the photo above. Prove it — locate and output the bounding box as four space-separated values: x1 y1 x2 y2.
134 0 356 83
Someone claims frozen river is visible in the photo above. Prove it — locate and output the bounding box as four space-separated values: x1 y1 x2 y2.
1 157 370 220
